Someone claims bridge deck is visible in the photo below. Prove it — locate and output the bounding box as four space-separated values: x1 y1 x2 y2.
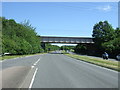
40 36 94 44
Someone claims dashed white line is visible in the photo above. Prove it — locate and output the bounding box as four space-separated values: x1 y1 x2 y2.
33 58 41 66
29 68 38 88
31 65 35 68
29 58 41 88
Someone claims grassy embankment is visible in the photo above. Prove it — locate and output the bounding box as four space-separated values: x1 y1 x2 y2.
65 54 120 71
0 53 46 60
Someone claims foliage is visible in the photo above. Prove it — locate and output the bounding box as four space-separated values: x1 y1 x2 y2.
115 27 120 37
102 38 119 51
2 17 43 55
74 44 87 54
92 21 115 43
74 21 120 58
92 20 120 58
102 28 120 57
45 43 60 52
60 45 75 51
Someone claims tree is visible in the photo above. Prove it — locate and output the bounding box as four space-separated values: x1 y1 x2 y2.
115 27 120 38
92 21 115 56
45 43 60 52
60 46 75 51
2 17 43 55
102 28 120 58
92 21 115 43
74 44 87 54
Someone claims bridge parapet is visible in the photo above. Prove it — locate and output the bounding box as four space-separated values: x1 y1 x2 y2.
40 36 94 44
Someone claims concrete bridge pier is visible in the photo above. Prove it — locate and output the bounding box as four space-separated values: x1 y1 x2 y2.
41 42 46 50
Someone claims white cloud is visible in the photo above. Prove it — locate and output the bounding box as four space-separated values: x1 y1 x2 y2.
97 5 112 12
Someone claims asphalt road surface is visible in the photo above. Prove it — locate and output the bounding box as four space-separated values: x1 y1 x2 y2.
1 53 118 88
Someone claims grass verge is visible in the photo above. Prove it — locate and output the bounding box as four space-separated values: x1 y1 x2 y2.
0 53 46 60
65 54 120 71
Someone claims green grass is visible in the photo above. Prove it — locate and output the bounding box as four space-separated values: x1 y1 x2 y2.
0 53 46 60
65 54 120 71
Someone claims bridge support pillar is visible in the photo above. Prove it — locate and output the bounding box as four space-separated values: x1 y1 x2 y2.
41 42 46 50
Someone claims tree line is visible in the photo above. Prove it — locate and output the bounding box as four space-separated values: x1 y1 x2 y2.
74 21 120 58
2 17 119 58
45 43 60 52
61 45 75 51
1 17 59 55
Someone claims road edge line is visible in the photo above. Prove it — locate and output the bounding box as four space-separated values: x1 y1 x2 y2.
76 59 118 73
65 54 118 73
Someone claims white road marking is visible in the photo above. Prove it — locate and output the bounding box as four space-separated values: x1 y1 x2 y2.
76 59 118 73
31 66 35 68
1 54 43 62
29 68 38 88
33 58 41 66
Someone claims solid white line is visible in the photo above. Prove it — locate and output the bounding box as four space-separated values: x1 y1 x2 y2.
29 68 38 88
33 58 41 66
76 59 118 73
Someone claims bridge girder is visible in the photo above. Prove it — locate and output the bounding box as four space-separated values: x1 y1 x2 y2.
40 36 94 44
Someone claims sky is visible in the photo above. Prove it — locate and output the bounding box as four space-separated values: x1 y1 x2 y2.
2 2 118 46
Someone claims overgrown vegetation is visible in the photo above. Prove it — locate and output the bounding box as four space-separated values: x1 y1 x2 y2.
1 17 60 57
2 17 44 55
74 21 120 59
92 21 120 58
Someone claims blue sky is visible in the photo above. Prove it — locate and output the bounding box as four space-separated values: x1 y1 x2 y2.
2 2 118 46
2 2 118 37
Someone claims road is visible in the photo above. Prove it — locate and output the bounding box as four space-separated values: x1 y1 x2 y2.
1 53 119 88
